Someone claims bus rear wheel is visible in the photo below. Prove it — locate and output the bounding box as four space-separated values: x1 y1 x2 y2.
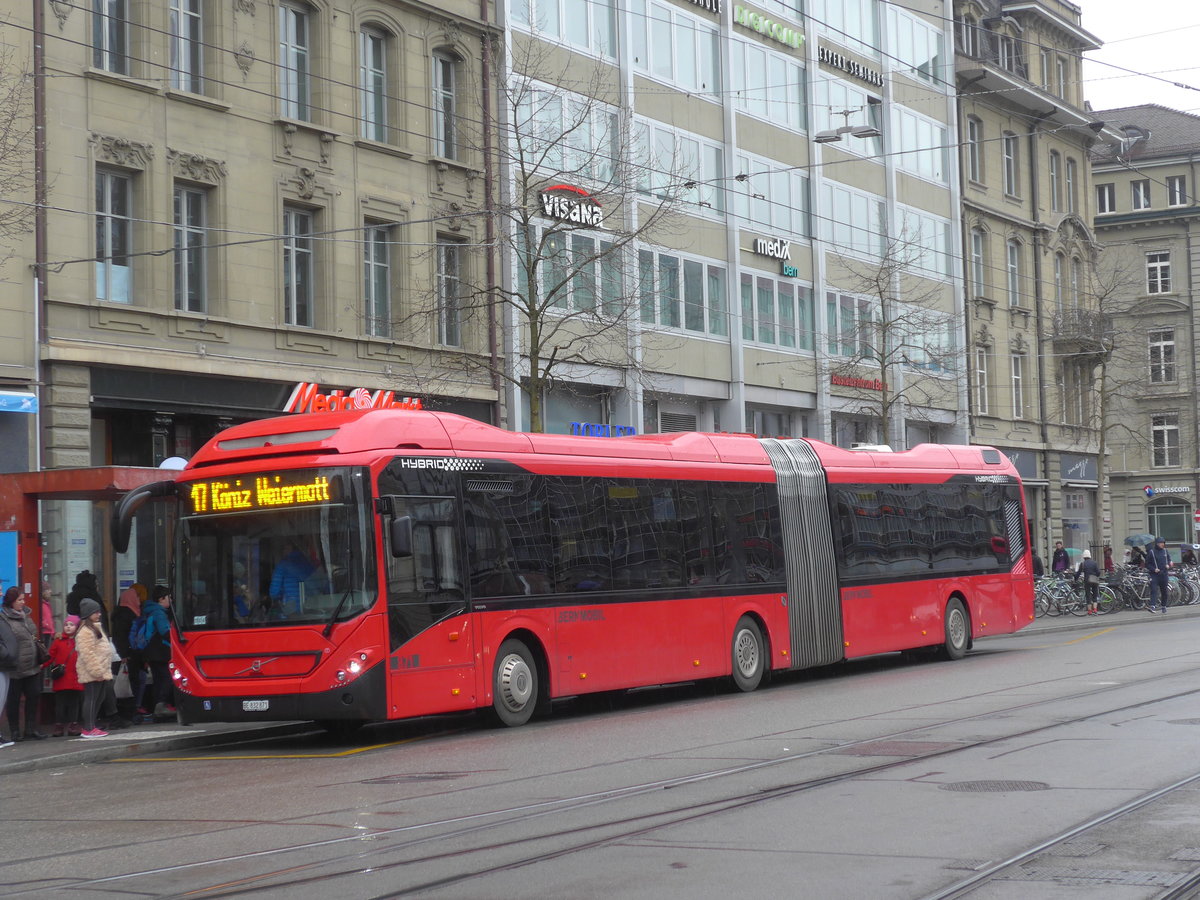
492 639 539 727
730 616 766 692
941 598 969 661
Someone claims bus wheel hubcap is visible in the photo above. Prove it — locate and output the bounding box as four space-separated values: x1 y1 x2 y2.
948 610 965 647
735 630 759 676
498 655 532 711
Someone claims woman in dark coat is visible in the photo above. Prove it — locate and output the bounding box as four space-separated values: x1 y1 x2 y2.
0 587 48 740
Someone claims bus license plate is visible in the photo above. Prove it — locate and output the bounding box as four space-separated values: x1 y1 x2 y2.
242 700 269 712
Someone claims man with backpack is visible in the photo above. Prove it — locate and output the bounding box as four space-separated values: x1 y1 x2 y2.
144 586 176 718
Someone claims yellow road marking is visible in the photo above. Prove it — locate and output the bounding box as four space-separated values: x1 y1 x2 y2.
1033 626 1115 649
110 734 434 762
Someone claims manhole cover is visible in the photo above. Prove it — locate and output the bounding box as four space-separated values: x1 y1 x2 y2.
833 740 964 757
361 773 466 784
940 780 1050 792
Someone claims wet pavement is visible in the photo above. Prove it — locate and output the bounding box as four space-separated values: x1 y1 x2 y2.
3 596 1194 775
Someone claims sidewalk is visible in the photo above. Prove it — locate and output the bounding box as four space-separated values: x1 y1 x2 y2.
4 598 1196 776
0 717 313 775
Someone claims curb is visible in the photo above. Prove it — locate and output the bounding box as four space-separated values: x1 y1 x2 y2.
0 721 315 775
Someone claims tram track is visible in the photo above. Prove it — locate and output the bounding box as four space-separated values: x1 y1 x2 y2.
21 640 1200 899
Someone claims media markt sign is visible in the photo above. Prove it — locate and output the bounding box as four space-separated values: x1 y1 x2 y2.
539 184 603 227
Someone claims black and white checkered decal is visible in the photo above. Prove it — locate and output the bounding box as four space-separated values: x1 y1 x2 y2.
396 457 487 472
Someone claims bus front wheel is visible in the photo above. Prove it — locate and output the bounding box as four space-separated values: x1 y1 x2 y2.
730 616 766 692
941 598 969 661
492 639 539 727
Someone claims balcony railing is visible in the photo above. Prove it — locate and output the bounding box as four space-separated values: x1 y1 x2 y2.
1051 308 1112 349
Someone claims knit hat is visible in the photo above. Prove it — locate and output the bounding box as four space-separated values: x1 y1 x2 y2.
79 598 101 619
65 614 81 627
1081 549 1091 558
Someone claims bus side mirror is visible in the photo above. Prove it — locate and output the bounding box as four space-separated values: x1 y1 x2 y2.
990 536 1009 555
390 516 413 558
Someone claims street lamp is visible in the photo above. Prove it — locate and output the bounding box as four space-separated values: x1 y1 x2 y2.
815 108 882 143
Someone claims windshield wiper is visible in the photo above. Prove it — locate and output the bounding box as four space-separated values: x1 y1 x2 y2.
323 587 353 638
323 527 356 638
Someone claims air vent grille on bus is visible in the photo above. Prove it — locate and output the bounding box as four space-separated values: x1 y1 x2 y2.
467 479 515 494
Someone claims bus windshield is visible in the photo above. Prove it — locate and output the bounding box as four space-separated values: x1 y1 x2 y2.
176 467 376 630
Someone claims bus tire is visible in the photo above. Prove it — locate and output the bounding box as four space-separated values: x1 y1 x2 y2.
730 616 766 692
492 639 539 727
941 598 969 661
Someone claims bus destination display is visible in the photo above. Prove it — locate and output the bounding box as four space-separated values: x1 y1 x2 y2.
187 472 335 515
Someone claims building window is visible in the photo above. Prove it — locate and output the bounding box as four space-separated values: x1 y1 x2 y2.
169 0 203 92
96 169 132 303
636 0 723 99
1056 56 1068 98
432 52 458 160
359 28 388 142
1071 257 1081 305
1039 49 1051 89
1006 240 1021 306
93 0 129 74
1132 179 1151 211
957 15 978 56
278 3 311 120
1053 253 1064 309
974 345 989 416
966 117 982 182
1149 327 1176 384
1168 174 1187 206
1152 413 1180 468
1145 250 1171 295
1049 151 1062 212
1011 353 1025 419
1065 158 1078 213
1003 133 1018 196
970 228 986 298
282 206 314 326
998 35 1019 73
1096 183 1116 214
437 238 463 346
173 185 207 312
364 224 391 337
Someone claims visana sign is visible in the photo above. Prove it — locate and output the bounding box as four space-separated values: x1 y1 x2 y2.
540 185 604 227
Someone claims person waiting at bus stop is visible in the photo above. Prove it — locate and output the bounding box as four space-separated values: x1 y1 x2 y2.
1146 536 1171 613
1074 549 1101 615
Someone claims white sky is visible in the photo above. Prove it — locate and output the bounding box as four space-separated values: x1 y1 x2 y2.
1080 2 1200 115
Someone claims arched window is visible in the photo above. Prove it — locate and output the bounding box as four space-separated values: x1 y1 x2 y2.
359 26 390 142
1006 239 1022 306
432 50 460 159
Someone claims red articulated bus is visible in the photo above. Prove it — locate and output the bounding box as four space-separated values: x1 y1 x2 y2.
113 408 1034 731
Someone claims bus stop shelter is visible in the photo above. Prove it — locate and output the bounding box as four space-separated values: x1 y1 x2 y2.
0 467 165 627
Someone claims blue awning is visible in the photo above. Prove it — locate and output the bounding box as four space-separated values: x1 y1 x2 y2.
0 391 37 413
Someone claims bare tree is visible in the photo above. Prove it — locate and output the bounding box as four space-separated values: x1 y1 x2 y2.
825 229 961 448
0 47 35 271
402 37 695 432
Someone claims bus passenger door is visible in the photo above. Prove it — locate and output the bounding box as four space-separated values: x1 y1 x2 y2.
381 496 476 717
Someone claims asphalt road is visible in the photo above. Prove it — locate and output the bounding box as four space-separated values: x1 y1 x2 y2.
5 612 1200 899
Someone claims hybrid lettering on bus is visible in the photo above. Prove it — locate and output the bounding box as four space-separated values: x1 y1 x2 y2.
112 409 1034 730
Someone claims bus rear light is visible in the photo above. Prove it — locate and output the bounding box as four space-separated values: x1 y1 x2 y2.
451 688 460 696
693 659 700 666
335 670 347 682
